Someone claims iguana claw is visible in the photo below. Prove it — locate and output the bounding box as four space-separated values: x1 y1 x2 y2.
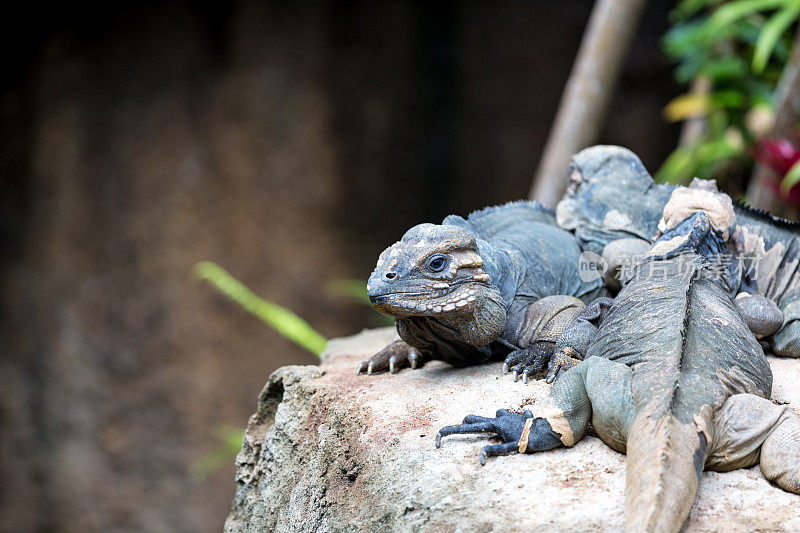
357 340 426 375
505 342 555 384
545 348 582 383
409 349 421 369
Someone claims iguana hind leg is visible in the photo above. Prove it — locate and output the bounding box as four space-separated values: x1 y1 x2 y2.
761 407 800 493
707 393 800 494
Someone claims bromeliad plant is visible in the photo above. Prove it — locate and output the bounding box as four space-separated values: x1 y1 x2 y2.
658 0 800 190
753 134 800 203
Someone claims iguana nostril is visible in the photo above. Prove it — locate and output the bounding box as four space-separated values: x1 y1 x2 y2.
384 272 397 281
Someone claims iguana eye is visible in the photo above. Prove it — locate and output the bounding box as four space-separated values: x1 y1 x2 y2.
426 255 448 273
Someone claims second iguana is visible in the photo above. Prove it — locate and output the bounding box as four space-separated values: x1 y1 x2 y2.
558 144 800 357
437 187 800 532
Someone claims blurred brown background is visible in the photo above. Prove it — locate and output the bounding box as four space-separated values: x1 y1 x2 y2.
0 1 679 531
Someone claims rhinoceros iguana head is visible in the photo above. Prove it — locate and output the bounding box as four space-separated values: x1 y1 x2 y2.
555 145 674 253
366 223 496 319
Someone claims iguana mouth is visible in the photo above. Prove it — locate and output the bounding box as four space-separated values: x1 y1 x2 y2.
368 290 428 304
370 281 485 316
370 279 487 300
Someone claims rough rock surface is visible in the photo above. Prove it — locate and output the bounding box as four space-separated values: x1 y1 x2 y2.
225 328 800 532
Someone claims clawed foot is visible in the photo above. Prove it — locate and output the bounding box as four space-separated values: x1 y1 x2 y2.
501 342 554 383
545 348 582 383
356 340 424 375
435 409 533 465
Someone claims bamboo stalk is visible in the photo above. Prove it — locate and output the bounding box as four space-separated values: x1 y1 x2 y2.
677 77 711 148
529 0 648 206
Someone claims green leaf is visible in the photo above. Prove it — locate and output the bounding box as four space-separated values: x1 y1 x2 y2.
709 89 746 108
662 90 745 122
695 138 744 163
676 56 705 84
705 0 791 35
656 135 746 185
326 279 395 327
194 261 327 356
752 2 800 73
663 20 708 57
663 20 740 58
212 424 247 447
656 146 697 184
733 18 765 45
671 0 724 22
744 77 779 103
698 56 748 80
781 159 800 191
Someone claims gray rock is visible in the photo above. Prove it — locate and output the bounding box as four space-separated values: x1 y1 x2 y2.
225 328 800 532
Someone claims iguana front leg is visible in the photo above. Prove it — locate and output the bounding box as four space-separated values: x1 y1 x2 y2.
358 313 497 374
546 296 614 383
435 409 563 465
501 295 586 383
438 357 633 464
503 341 557 383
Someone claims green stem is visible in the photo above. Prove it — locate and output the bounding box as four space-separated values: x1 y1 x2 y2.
194 261 327 356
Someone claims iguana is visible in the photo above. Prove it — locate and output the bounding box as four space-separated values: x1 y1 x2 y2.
557 144 800 357
436 187 800 532
358 201 606 375
359 145 800 378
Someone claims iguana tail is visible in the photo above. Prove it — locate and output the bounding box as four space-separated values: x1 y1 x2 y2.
624 401 711 533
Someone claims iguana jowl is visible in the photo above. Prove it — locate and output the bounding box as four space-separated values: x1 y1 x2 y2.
437 188 800 532
359 201 606 375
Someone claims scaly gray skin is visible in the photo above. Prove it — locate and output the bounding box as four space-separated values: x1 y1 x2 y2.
437 196 800 532
358 201 606 375
556 145 673 254
732 202 800 355
557 144 800 357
